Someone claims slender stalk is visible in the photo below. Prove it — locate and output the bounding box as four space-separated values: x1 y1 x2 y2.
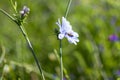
59 0 73 80
54 49 70 80
19 24 45 80
9 0 18 13
0 9 45 80
64 0 72 18
0 9 16 22
59 40 63 80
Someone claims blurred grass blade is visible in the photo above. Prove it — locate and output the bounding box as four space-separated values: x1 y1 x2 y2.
0 45 5 64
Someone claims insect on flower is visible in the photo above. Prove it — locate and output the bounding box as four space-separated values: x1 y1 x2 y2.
56 17 79 45
66 33 74 37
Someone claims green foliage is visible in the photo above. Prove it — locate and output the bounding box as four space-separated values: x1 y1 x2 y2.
0 0 120 80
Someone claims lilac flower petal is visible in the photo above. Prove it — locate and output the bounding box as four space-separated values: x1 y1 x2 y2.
62 17 72 31
58 34 65 39
56 17 79 45
20 6 30 16
72 31 79 37
66 35 79 45
23 6 30 13
20 11 24 14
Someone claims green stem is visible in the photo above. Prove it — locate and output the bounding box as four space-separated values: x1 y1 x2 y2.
0 9 45 80
0 9 16 22
59 0 73 80
19 24 45 80
59 40 63 80
64 0 72 18
54 49 70 80
9 0 18 13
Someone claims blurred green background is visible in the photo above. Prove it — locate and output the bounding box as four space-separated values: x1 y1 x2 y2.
0 0 120 80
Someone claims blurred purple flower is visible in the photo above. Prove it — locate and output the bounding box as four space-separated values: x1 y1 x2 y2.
52 74 66 80
115 70 120 75
63 78 67 80
108 34 119 41
56 17 79 45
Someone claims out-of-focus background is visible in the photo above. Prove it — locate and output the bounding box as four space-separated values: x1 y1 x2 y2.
0 0 120 80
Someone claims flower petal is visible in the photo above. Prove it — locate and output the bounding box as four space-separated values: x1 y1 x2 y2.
56 17 79 45
58 34 65 39
62 17 72 31
66 36 79 45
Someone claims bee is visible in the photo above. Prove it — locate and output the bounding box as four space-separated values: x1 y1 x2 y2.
67 33 73 37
